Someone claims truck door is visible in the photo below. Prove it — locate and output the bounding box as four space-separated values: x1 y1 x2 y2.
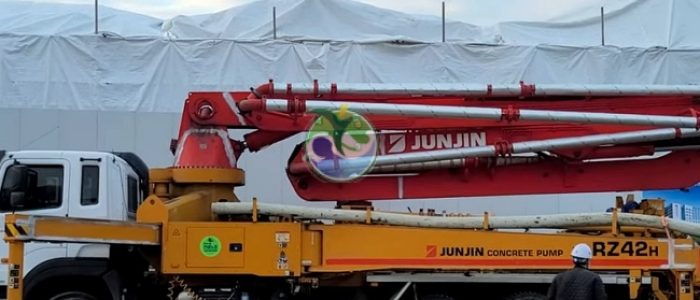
0 157 70 286
67 157 107 220
66 156 113 259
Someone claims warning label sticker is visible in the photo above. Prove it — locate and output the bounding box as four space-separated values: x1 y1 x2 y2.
200 235 222 257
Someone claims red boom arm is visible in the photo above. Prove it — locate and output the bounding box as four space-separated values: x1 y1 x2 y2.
173 80 700 202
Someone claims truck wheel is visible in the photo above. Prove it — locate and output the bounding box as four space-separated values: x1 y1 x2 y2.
48 291 98 300
29 281 110 300
504 291 547 300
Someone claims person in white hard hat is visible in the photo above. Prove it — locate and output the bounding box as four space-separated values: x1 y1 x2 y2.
546 243 607 300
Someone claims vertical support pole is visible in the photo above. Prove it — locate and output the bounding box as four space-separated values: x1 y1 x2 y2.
273 6 277 39
6 241 24 300
441 1 446 43
482 211 490 230
600 6 605 45
611 208 619 236
94 0 99 34
252 197 258 223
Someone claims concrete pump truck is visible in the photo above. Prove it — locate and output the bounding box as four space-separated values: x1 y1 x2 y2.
4 81 700 300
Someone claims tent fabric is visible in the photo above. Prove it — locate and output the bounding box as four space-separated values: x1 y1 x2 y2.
2 36 700 112
0 1 162 37
2 0 700 113
161 0 492 43
497 0 700 49
2 0 700 48
160 0 700 48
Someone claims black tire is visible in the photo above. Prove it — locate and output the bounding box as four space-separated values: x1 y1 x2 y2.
28 281 110 300
47 291 98 300
421 294 456 300
504 291 547 300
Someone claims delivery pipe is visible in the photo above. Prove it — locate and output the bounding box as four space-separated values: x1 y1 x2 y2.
369 156 539 173
253 99 700 129
307 127 700 175
288 156 540 175
269 82 700 97
211 202 700 239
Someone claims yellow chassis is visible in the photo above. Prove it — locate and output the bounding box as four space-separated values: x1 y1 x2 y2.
4 167 699 300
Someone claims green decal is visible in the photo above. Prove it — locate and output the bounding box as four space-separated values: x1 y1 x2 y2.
199 235 222 257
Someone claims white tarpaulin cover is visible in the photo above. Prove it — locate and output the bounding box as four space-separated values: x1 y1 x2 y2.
161 0 491 42
2 39 700 113
3 0 700 47
0 1 162 36
1 0 700 113
163 0 700 48
498 0 700 49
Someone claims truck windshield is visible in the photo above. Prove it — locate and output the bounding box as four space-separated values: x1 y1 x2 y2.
0 165 63 212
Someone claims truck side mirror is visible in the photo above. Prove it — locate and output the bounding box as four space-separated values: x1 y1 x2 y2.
1 165 36 210
10 191 26 208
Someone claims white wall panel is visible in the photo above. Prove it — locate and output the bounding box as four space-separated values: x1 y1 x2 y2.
133 112 179 168
97 111 135 153
58 110 98 150
19 109 60 150
0 109 20 150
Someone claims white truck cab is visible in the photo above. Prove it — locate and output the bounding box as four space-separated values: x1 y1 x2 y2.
0 150 148 298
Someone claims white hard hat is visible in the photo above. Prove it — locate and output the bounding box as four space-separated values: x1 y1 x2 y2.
571 243 592 259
